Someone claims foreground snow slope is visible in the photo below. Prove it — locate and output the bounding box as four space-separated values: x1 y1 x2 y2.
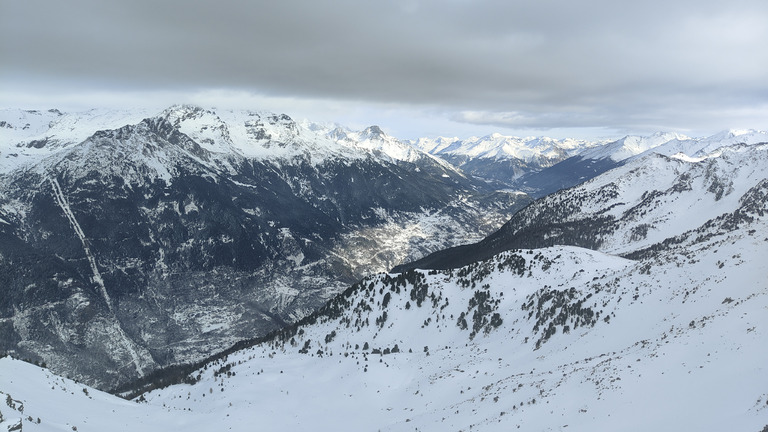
2 223 766 431
142 236 768 432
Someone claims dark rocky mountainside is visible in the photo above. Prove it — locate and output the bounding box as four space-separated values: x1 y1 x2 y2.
510 154 622 198
0 107 529 389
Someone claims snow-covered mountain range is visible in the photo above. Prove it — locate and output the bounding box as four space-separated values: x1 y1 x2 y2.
396 139 768 271
517 129 768 196
0 105 529 389
411 134 601 186
413 129 768 198
1 131 766 431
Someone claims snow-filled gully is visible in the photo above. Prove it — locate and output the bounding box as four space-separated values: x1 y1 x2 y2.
49 176 112 310
49 175 145 377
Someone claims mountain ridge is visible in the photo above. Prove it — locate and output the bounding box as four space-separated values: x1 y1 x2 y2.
393 140 768 272
0 105 529 389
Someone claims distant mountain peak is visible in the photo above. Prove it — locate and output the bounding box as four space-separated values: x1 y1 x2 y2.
360 125 387 140
325 126 350 141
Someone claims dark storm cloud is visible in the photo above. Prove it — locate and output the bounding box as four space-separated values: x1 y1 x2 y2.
2 0 768 134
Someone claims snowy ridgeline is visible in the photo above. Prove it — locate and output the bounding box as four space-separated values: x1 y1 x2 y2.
4 105 767 178
2 232 766 431
0 105 440 174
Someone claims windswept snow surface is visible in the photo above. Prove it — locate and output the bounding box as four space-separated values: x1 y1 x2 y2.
0 360 180 431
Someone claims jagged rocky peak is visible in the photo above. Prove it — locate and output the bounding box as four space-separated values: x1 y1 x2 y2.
360 125 386 140
89 116 176 144
160 105 227 132
154 105 242 154
266 112 294 124
162 104 208 123
265 112 299 135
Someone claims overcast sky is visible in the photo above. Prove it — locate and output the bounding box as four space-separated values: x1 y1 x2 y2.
2 0 767 139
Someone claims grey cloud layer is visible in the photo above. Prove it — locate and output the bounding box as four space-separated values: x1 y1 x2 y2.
2 0 767 132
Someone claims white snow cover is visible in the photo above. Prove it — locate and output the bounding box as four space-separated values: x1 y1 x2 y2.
159 105 442 165
412 128 768 170
492 139 768 268
583 129 768 163
413 133 602 163
564 143 768 255
580 132 689 161
0 108 152 173
1 232 766 431
0 106 454 175
4 106 767 175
